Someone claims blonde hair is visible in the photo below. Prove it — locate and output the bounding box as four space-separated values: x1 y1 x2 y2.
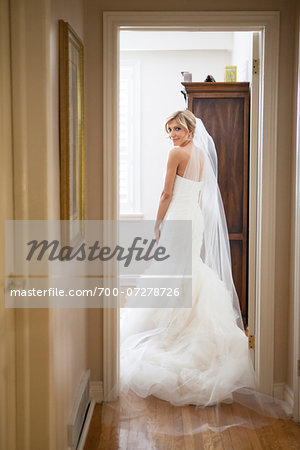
165 110 197 138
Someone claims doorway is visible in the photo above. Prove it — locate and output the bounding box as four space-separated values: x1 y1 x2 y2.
102 11 280 402
119 29 255 331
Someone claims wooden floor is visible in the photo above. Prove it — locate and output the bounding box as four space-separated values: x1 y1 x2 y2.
83 396 300 450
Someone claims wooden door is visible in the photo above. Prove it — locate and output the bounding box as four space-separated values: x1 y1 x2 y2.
183 82 250 326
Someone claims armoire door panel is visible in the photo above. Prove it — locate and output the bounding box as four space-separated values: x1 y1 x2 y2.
230 239 246 319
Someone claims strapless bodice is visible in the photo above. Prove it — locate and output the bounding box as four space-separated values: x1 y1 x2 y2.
164 174 204 225
171 174 204 203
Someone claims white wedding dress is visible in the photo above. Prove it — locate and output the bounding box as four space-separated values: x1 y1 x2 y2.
120 173 256 407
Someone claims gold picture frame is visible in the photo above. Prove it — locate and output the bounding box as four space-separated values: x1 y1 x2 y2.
224 65 237 82
59 20 85 244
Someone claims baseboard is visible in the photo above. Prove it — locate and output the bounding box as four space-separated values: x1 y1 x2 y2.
284 384 294 416
273 382 294 417
90 380 103 403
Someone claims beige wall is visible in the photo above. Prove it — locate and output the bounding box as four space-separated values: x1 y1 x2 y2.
10 0 52 447
84 0 298 388
272 0 297 387
49 1 89 449
0 1 16 448
8 0 89 448
84 0 104 383
288 2 300 394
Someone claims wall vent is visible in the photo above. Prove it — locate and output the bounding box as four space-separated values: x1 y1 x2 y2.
67 370 91 449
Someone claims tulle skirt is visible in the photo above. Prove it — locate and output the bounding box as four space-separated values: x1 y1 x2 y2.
100 257 291 434
120 257 255 407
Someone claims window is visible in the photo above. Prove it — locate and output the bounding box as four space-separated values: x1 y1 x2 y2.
119 60 142 218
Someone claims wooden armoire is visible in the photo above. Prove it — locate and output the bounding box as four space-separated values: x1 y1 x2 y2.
182 82 250 326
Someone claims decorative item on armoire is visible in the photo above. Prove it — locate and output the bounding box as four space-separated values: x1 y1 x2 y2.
224 65 237 82
181 71 192 82
204 74 216 82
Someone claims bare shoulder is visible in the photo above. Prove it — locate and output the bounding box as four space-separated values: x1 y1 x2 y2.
168 147 184 162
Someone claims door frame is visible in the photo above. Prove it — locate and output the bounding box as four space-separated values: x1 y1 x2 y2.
103 11 280 400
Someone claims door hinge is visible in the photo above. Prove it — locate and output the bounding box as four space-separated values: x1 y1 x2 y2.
248 334 255 349
298 359 300 376
253 58 260 75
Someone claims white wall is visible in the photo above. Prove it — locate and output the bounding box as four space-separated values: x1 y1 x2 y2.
120 31 253 220
120 31 234 51
49 1 88 449
231 32 253 81
120 48 234 219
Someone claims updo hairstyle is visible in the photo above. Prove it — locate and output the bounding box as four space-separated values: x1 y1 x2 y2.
165 110 197 138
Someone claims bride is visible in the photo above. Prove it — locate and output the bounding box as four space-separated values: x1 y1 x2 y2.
116 110 289 432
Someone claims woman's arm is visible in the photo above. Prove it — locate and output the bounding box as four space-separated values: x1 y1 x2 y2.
155 149 180 242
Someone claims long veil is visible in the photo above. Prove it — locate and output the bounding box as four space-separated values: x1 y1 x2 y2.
101 117 291 436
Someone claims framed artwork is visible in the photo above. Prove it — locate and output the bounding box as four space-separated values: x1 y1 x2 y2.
224 66 237 82
59 20 85 244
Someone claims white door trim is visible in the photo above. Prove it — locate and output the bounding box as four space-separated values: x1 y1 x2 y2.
103 11 280 399
247 31 260 367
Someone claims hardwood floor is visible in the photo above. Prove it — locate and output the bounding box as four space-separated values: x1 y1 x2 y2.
83 397 300 449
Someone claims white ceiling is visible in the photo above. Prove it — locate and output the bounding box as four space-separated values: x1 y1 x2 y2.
120 31 235 52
